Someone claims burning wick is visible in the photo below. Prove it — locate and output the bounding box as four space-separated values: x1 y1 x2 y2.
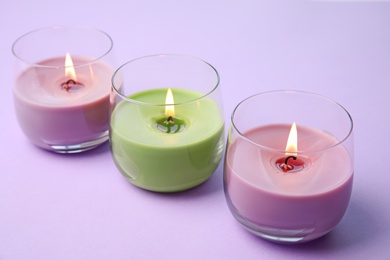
61 52 84 92
166 116 174 124
283 156 296 171
157 115 185 134
61 79 84 92
275 156 304 173
156 88 186 134
275 122 305 173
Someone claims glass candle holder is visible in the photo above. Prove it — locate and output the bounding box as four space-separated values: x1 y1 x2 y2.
12 26 116 153
111 54 225 192
224 90 354 243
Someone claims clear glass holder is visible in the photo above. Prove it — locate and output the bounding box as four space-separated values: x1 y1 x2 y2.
110 54 225 192
224 90 354 243
12 26 116 153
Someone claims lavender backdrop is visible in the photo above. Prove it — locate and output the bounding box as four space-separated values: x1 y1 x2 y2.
1 1 389 259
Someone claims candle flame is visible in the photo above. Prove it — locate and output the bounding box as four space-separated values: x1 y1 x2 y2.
165 88 175 117
65 52 77 81
285 122 298 156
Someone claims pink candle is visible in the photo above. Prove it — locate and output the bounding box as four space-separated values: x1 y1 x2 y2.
224 124 353 243
13 55 114 152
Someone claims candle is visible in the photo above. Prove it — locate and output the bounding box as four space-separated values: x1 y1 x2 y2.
223 90 354 243
110 88 224 192
13 55 115 152
225 124 353 243
12 26 115 153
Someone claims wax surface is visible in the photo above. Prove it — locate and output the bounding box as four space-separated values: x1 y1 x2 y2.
224 124 353 242
110 88 224 192
14 56 114 151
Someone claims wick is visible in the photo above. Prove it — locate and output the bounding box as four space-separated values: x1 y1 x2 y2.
282 156 297 172
61 79 84 92
276 155 303 173
157 116 185 134
66 79 76 85
284 155 297 165
166 116 174 123
63 79 77 92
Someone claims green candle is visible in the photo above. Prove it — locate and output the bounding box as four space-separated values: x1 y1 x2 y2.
110 88 224 192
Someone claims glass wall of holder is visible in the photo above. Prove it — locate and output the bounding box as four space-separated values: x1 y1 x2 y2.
12 26 116 153
224 90 354 243
110 54 225 192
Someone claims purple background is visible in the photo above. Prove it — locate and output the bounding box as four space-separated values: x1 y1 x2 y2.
1 1 390 259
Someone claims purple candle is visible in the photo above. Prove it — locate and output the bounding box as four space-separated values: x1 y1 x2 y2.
12 26 115 153
13 55 114 152
225 124 353 242
223 91 354 243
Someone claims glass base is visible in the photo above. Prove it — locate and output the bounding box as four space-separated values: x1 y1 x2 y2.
234 213 316 243
226 197 331 244
43 131 109 153
122 173 212 193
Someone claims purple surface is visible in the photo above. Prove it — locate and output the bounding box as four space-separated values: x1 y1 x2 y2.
1 1 389 259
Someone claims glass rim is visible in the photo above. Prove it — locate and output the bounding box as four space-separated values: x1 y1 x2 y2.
11 25 113 68
111 54 221 106
231 90 354 154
